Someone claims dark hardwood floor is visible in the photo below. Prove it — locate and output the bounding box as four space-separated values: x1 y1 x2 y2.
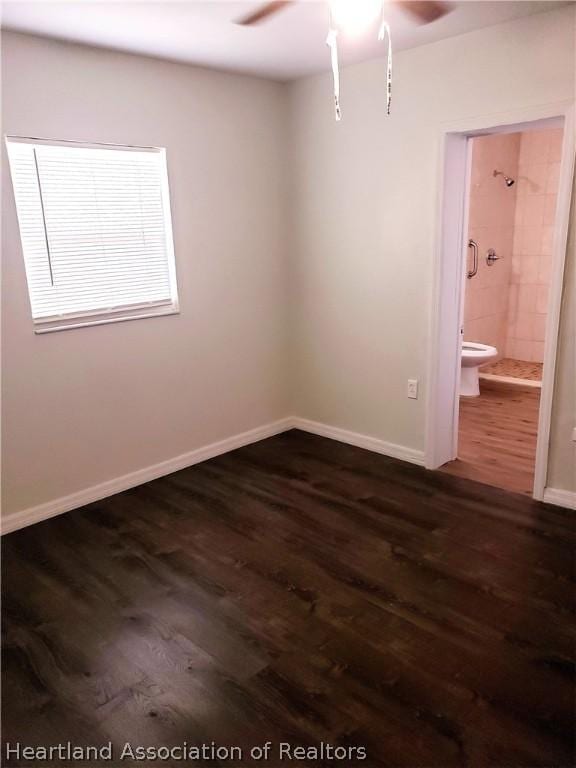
2 430 575 767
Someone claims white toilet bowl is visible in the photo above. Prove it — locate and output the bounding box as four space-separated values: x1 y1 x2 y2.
461 342 498 397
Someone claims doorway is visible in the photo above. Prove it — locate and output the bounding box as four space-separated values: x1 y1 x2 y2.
426 106 575 500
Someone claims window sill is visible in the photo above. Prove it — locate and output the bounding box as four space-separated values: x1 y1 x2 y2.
33 305 179 334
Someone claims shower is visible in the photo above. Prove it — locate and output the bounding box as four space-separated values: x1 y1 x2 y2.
493 169 515 187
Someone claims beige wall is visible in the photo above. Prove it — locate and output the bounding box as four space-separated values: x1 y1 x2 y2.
464 133 520 356
288 7 575 479
506 127 563 363
1 32 290 516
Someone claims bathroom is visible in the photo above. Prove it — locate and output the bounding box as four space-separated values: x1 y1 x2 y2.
442 125 563 495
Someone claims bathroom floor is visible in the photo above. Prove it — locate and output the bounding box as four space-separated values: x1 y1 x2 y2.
480 357 543 383
440 380 540 496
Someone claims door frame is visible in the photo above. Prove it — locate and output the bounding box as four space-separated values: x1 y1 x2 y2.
425 102 575 501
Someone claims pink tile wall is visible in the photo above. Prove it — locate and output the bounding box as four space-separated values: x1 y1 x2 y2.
464 133 520 358
505 128 562 362
464 127 562 364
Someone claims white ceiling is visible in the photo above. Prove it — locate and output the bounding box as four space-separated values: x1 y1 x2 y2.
0 1 569 81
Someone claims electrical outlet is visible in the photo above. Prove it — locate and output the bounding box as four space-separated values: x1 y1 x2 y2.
407 379 418 399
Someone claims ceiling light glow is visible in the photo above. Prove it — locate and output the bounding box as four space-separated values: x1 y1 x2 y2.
329 0 383 34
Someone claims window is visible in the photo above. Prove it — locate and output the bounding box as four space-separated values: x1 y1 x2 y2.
6 137 178 333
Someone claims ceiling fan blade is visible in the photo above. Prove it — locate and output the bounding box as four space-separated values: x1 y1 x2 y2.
237 1 295 26
394 1 450 24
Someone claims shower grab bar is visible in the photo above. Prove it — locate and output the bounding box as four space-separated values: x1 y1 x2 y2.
467 239 478 279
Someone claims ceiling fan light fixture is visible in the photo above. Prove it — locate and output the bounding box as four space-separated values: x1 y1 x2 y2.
237 0 450 123
328 0 383 35
327 0 391 122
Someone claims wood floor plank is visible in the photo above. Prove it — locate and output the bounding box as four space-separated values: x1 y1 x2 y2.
2 429 574 767
441 381 541 495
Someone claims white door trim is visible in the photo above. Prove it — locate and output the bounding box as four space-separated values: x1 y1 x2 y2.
424 132 470 470
533 108 575 499
425 101 575 503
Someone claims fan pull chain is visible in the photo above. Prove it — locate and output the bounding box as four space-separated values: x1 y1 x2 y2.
378 16 392 115
327 5 392 121
326 15 341 121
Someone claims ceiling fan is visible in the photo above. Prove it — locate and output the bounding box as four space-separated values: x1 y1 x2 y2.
237 1 450 27
237 1 451 121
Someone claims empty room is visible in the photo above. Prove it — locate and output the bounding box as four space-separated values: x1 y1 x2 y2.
1 1 575 767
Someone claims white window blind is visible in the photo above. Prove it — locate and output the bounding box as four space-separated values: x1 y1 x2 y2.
6 137 178 332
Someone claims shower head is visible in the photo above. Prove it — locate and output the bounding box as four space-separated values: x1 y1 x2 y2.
493 169 515 187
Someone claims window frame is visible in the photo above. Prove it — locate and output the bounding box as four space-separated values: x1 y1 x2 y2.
5 135 180 334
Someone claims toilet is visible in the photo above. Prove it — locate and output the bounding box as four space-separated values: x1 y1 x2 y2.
461 342 498 397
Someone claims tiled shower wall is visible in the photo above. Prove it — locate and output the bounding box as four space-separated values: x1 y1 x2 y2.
464 127 562 363
505 128 562 362
464 134 520 357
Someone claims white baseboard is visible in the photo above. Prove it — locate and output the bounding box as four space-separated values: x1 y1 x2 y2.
1 416 427 535
292 417 426 467
1 418 293 535
9 411 567 535
543 487 576 511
